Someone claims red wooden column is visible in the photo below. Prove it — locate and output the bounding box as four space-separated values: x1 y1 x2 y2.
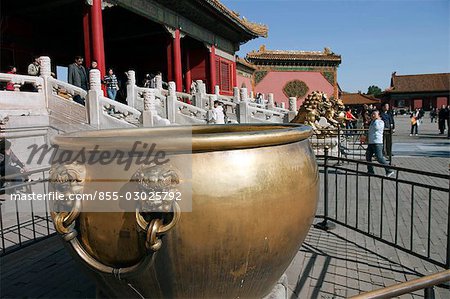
82 7 91 67
208 45 216 93
173 29 182 92
231 60 237 88
90 0 106 77
166 37 173 82
185 50 192 92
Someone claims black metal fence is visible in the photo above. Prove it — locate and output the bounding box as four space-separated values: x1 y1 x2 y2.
311 127 393 163
0 167 53 255
1 146 448 273
316 150 450 269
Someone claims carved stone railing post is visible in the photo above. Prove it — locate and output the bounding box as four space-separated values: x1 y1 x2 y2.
233 87 240 103
289 97 297 112
281 102 286 109
89 69 102 92
240 87 248 102
126 70 136 109
237 100 249 124
142 89 157 127
214 85 220 96
195 80 206 109
207 94 217 124
155 74 163 90
87 69 102 128
39 56 51 77
249 91 254 100
267 93 275 110
166 81 177 123
288 97 298 122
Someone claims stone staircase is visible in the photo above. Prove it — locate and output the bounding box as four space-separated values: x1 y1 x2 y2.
1 56 298 135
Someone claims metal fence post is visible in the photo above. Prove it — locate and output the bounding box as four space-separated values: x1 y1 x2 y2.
424 286 435 299
389 126 393 165
447 190 450 269
337 126 341 160
315 147 335 231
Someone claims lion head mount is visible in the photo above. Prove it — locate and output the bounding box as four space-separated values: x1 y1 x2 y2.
50 162 86 195
132 164 180 213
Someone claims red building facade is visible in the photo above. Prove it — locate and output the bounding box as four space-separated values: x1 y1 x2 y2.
242 45 341 107
1 0 267 95
383 72 450 110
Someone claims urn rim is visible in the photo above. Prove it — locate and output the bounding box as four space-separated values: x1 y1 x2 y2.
52 124 312 153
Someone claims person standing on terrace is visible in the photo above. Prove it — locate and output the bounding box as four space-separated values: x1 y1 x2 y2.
103 68 120 101
68 56 88 91
5 66 17 91
365 110 394 177
27 57 40 76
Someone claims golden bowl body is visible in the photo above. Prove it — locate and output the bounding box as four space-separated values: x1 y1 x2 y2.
50 124 319 298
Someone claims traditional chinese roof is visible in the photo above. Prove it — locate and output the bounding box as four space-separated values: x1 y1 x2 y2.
341 92 381 105
246 45 341 66
389 72 450 93
203 0 268 38
236 57 257 72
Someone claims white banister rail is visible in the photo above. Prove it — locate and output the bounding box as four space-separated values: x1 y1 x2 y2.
98 95 141 126
0 73 44 92
47 77 87 101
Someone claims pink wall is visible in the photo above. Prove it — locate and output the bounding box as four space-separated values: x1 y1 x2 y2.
237 73 253 93
255 71 334 107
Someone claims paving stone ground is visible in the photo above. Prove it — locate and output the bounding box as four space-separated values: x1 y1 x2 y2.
0 114 449 298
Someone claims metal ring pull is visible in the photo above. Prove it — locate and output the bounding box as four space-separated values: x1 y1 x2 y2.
136 201 181 234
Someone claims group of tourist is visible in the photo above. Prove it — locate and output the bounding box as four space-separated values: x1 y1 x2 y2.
68 56 120 101
344 104 386 131
3 57 43 91
409 105 450 136
363 102 450 177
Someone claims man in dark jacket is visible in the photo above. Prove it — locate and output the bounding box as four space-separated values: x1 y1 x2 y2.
438 105 447 134
379 103 395 157
68 56 88 91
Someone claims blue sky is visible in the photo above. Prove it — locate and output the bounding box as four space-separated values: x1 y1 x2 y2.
222 0 450 92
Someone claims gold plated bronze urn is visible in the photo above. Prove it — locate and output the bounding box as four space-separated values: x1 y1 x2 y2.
49 124 319 298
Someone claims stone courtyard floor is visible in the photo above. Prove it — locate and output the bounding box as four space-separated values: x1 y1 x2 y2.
0 115 449 298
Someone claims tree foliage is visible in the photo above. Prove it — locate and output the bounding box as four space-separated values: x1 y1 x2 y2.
367 85 382 96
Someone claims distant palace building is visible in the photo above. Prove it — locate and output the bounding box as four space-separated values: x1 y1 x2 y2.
383 72 450 110
341 92 380 107
1 0 268 95
237 45 341 107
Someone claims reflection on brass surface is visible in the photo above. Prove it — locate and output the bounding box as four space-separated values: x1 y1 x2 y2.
50 124 319 298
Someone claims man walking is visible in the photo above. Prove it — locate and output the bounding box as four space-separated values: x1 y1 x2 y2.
68 56 88 91
438 105 447 134
379 103 395 157
366 110 394 177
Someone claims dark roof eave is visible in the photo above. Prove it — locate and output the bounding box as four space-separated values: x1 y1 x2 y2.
247 57 342 64
200 0 268 38
387 90 450 94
